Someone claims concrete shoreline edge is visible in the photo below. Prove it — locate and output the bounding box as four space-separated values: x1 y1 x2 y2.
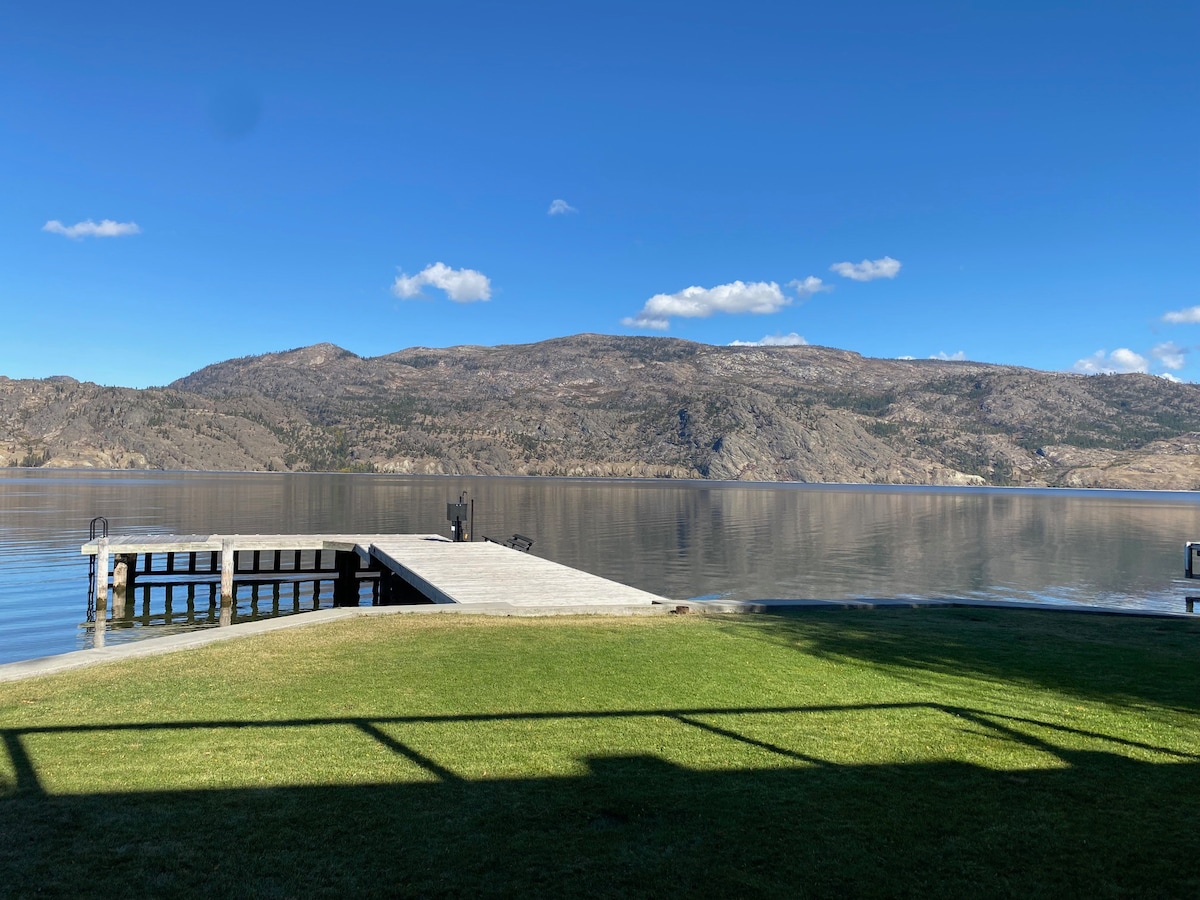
0 597 1192 684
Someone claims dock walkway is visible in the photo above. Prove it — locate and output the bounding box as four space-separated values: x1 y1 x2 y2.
371 538 665 607
81 533 668 610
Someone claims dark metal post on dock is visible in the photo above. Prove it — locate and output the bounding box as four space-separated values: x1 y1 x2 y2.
448 493 469 543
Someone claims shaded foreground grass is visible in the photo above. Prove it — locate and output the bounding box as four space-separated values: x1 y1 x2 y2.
1 609 1198 898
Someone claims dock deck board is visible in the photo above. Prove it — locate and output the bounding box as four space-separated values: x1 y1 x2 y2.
369 539 666 607
81 534 442 556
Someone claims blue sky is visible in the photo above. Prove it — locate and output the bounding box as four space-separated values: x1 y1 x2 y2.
1 1 1196 387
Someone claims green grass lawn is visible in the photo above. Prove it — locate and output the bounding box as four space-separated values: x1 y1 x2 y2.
1 609 1198 898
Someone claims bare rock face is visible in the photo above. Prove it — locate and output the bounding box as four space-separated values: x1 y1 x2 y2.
1049 437 1200 490
3 334 1200 489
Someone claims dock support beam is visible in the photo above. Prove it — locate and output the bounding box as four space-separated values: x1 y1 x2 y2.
91 537 109 648
333 551 359 607
219 538 235 626
94 538 109 613
112 553 133 619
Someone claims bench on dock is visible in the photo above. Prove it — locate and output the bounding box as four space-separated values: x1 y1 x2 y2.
484 533 535 552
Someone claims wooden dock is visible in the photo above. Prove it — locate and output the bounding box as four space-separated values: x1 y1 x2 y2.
81 533 668 620
370 538 666 607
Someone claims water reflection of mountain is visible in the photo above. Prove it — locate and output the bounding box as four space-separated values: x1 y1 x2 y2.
521 481 1200 607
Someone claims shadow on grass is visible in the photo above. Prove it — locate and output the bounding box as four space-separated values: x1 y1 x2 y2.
2 705 1198 897
730 608 1200 713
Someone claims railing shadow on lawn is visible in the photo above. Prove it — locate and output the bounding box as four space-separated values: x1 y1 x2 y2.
721 607 1200 714
1 703 1198 897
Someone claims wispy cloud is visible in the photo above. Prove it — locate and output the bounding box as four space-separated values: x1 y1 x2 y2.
43 219 141 239
1162 305 1200 324
623 280 788 330
788 276 831 298
930 350 966 361
1072 348 1149 375
1150 341 1186 370
548 198 577 216
729 332 808 347
392 262 491 303
830 256 901 281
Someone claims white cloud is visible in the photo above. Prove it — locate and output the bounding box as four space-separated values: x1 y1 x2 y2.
1072 348 1149 375
729 332 808 347
622 314 671 330
1160 372 1183 383
1150 341 1186 370
623 280 789 330
930 350 966 361
787 276 831 298
43 219 140 239
548 198 577 216
830 256 902 281
1163 306 1200 324
392 262 491 303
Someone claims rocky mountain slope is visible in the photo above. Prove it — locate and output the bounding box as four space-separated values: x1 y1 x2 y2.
3 334 1200 489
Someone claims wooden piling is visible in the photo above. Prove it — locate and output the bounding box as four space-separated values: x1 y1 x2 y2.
112 553 130 618
94 537 109 612
220 538 234 604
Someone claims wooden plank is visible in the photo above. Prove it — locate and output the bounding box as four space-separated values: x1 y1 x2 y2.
81 535 219 555
81 533 421 556
369 539 667 607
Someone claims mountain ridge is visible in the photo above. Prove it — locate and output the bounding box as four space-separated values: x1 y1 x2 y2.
3 334 1199 489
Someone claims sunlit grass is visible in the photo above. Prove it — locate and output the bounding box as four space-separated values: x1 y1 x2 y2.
1 609 1198 897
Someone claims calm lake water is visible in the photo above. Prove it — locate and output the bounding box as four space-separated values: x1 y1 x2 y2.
2 469 1198 665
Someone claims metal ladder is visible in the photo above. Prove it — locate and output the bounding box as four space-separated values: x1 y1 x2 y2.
86 516 108 621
